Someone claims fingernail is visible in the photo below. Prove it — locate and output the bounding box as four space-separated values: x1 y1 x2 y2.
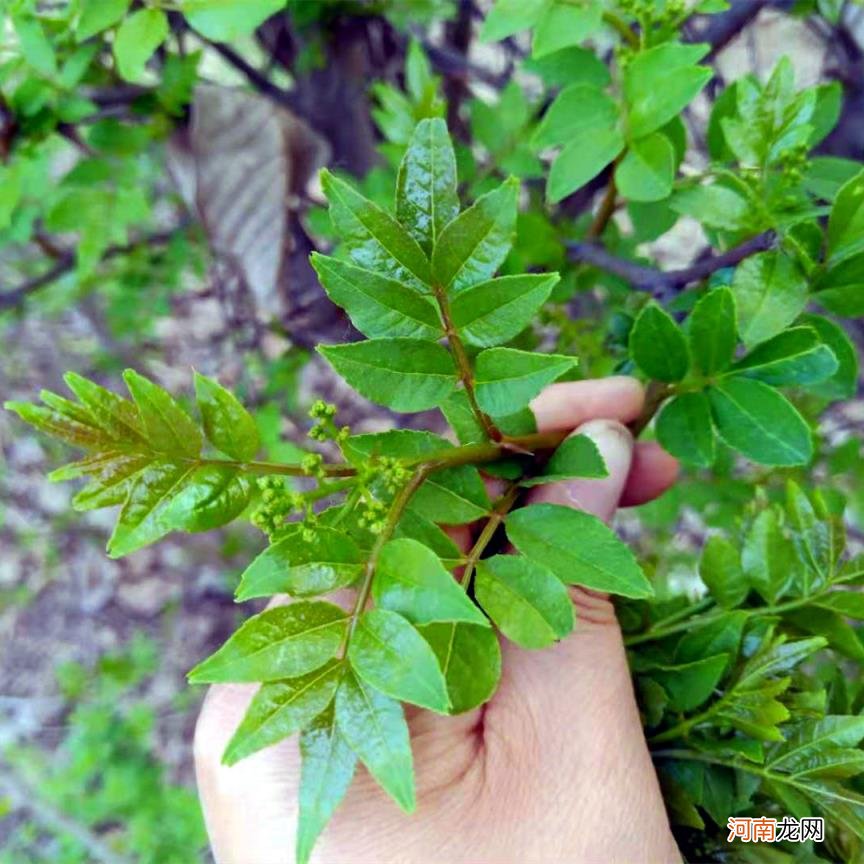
528 419 634 523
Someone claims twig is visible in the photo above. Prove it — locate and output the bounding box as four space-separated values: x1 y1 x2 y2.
200 38 301 113
568 231 775 295
421 39 513 89
0 759 133 864
342 467 430 648
460 483 521 589
585 174 619 240
630 382 673 437
0 224 190 311
432 280 500 441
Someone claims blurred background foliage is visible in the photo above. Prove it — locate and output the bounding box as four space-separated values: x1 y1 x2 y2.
1 0 863 861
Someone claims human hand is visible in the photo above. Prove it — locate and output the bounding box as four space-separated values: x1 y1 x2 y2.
194 376 682 864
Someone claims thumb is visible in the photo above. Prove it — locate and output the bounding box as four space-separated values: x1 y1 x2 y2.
527 416 634 526
485 419 668 820
490 418 636 720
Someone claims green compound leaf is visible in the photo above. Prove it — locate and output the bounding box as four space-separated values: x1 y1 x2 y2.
334 670 415 813
731 327 839 387
68 452 152 511
142 464 246 540
393 511 463 567
321 169 432 293
297 705 357 864
520 433 608 487
106 460 196 558
341 428 450 463
222 660 343 765
474 347 576 416
506 503 653 598
675 611 747 669
532 0 603 58
707 378 813 466
373 538 488 627
319 339 456 413
158 464 252 532
411 465 492 525
688 287 737 375
656 392 716 468
441 390 487 445
629 302 690 382
105 463 248 554
475 554 574 649
5 399 110 450
533 83 624 203
188 601 348 683
63 372 146 444
532 83 619 150
235 527 364 602
624 42 712 138
7 371 262 557
313 253 442 340
113 8 168 82
786 480 833 584
450 273 559 348
732 252 808 349
77 0 131 41
814 253 864 316
123 369 201 458
348 609 450 713
431 178 519 294
418 622 501 714
523 45 610 89
699 535 749 610
827 168 864 263
182 0 284 41
480 0 547 42
396 118 459 253
742 508 796 604
615 133 676 203
800 314 859 399
194 371 259 460
770 716 864 773
650 654 729 712
670 184 751 231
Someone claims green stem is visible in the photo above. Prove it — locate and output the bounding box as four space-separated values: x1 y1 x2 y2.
650 748 855 806
629 381 673 437
432 281 500 441
303 478 357 503
625 572 863 649
188 430 570 482
586 170 619 240
460 483 521 589
602 10 639 46
193 456 355 477
649 703 721 745
341 467 430 652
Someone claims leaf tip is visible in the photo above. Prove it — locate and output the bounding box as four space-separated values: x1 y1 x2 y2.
220 743 242 767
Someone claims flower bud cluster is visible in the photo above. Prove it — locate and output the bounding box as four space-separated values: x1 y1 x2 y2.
777 142 808 185
250 476 303 538
353 456 413 534
617 0 686 26
308 400 350 445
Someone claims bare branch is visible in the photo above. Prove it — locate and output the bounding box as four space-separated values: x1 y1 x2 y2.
0 224 190 312
202 38 302 114
568 232 775 295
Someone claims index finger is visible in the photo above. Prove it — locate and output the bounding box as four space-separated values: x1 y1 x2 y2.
529 376 645 432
